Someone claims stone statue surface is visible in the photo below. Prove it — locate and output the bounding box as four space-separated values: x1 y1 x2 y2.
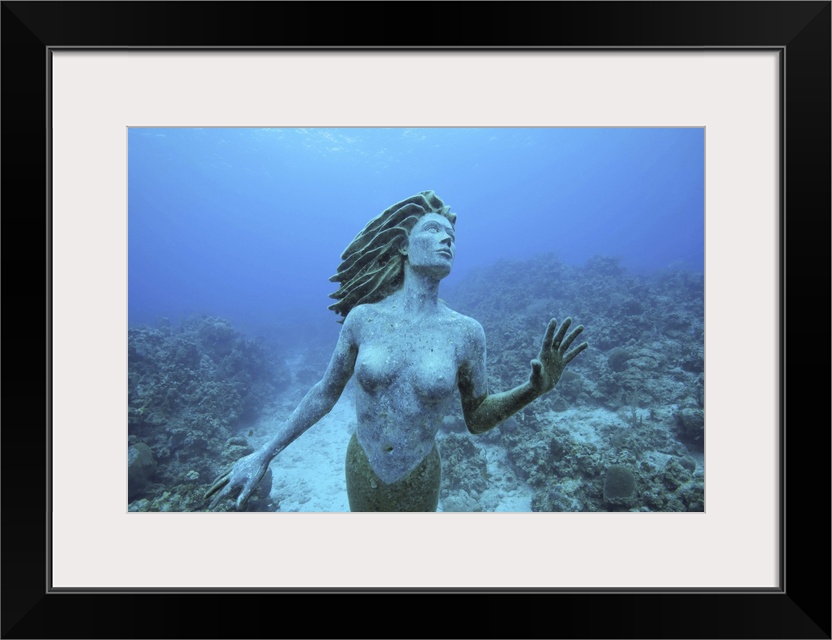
206 191 587 511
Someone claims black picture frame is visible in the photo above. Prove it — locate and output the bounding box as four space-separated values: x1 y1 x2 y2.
2 2 829 638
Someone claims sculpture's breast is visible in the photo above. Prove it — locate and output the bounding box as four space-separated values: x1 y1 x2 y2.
354 341 457 402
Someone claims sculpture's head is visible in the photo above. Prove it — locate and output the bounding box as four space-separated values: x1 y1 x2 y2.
328 190 456 321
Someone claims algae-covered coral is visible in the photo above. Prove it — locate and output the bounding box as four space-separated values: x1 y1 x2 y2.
439 253 705 512
128 316 290 511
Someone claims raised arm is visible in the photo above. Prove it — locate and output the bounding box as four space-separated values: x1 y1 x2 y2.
458 317 587 435
205 309 361 510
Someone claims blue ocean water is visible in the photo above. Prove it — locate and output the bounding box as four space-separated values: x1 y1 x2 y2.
128 127 703 333
128 127 705 512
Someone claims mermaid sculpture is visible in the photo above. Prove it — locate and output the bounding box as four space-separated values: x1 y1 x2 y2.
206 191 587 511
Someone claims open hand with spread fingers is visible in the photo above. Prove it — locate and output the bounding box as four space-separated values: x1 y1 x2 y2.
529 317 588 396
204 449 271 511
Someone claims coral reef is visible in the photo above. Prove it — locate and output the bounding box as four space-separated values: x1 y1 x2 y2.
442 252 705 512
674 407 705 445
437 432 489 511
127 316 290 511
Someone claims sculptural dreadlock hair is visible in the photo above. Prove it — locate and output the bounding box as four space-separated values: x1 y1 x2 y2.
328 190 456 322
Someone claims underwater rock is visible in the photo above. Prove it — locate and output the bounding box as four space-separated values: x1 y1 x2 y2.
607 347 632 371
531 483 584 512
503 431 555 488
680 348 704 374
679 455 697 473
618 297 644 316
128 498 150 512
441 489 482 512
661 458 692 491
437 433 489 500
128 442 157 499
603 464 636 505
674 407 704 445
676 479 705 511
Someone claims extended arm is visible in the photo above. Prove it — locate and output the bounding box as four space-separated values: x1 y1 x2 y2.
205 310 361 509
260 323 358 460
459 317 587 435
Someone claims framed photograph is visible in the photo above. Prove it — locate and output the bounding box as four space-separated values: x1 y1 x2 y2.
3 2 829 638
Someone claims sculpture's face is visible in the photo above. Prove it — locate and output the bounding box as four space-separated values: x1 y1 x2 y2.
404 213 456 278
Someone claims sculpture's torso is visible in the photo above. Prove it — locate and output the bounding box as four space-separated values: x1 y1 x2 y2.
351 298 474 484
